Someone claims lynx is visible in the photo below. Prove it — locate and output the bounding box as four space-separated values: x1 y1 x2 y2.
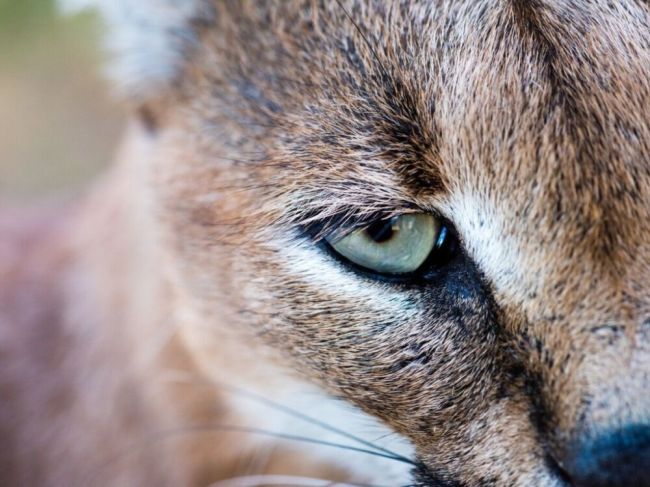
1 1 649 486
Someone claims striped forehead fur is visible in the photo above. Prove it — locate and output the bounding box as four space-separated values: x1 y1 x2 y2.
60 0 204 99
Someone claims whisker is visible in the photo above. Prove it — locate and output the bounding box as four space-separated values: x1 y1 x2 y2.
158 423 414 464
84 422 413 486
371 432 399 443
208 474 381 487
163 372 416 465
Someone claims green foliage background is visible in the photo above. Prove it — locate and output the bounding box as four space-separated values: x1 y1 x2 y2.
0 0 56 35
0 0 124 201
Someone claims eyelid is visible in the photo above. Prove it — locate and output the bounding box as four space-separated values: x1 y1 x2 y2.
302 210 403 242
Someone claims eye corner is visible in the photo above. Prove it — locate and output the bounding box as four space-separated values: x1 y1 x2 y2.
417 221 460 273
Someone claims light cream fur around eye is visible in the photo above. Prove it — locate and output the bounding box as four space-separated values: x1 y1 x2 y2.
327 213 440 274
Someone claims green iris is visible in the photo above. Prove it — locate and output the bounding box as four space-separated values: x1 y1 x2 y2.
326 213 441 275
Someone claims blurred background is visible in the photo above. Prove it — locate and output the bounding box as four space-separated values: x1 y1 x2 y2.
0 0 124 203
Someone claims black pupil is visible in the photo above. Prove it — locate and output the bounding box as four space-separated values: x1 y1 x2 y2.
366 218 396 243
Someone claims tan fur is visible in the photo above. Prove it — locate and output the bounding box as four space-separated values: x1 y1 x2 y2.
2 1 650 485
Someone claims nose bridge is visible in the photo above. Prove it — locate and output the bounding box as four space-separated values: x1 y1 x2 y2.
522 269 650 443
533 233 647 336
561 323 650 485
538 308 650 450
535 310 650 486
574 335 649 427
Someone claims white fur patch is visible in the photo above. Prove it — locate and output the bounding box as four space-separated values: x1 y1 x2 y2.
275 237 418 317
444 193 545 305
60 0 202 99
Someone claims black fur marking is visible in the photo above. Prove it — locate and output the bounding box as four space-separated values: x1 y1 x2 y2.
411 463 468 487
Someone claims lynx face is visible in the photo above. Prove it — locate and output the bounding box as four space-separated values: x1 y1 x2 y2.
77 1 650 485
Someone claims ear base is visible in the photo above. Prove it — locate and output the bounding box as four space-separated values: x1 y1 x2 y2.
60 0 203 101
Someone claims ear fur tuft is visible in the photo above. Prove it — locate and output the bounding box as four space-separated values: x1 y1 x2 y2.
60 0 203 100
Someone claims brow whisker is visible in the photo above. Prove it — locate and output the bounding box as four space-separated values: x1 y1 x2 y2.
333 0 391 81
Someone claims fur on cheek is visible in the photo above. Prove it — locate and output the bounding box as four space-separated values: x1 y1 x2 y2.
60 0 204 99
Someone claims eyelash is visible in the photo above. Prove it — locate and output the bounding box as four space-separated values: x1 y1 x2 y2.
302 209 402 242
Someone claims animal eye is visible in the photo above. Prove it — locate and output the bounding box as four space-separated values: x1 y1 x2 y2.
325 213 451 275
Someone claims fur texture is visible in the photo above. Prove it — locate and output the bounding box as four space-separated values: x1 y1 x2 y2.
2 1 650 486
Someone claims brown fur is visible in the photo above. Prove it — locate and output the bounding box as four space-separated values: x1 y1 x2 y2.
2 1 650 485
